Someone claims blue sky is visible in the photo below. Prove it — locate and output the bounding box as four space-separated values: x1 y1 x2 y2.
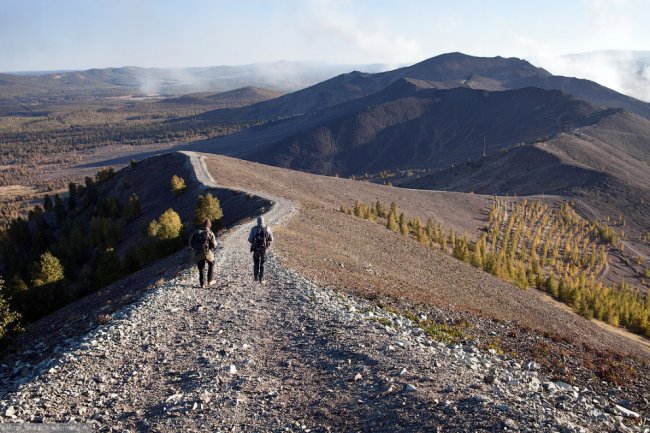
1 0 648 71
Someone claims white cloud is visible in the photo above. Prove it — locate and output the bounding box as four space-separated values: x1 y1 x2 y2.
306 0 423 66
526 50 650 102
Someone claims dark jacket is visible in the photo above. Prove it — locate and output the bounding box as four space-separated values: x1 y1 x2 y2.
248 224 273 251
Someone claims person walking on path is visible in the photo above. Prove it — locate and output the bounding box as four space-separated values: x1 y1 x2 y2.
248 215 273 283
189 218 218 288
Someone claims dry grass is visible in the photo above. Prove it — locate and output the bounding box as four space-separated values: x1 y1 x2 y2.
96 313 113 325
204 153 649 360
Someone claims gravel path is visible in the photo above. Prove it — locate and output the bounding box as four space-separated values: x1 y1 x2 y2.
0 153 646 432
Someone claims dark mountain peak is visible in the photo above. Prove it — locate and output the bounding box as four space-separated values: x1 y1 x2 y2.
394 52 551 83
380 77 429 96
197 51 650 123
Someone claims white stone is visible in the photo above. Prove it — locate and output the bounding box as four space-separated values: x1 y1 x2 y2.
525 361 538 371
404 384 417 393
614 404 640 419
554 381 574 392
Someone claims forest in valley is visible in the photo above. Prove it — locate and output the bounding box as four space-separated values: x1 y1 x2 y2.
0 99 248 226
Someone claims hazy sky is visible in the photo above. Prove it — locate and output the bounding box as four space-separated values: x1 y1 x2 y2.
1 0 648 72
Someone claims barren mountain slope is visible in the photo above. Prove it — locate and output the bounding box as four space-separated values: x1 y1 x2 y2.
203 154 649 360
190 83 614 176
198 52 650 123
401 110 650 260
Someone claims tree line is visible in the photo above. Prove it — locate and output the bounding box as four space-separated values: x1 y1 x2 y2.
0 170 223 346
341 199 650 338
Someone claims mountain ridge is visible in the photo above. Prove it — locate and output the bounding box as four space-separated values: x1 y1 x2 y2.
191 83 619 176
199 52 650 123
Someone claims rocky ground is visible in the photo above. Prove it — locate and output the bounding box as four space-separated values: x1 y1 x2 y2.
0 153 647 432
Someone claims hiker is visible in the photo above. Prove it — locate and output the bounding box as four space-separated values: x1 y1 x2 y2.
248 215 273 283
189 218 218 288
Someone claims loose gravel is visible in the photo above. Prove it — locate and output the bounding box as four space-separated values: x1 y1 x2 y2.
0 153 646 432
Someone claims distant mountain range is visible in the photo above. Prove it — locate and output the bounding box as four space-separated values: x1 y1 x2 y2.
198 52 650 123
188 52 650 240
0 61 390 104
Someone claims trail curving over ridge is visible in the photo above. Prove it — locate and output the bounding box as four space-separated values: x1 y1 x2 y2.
0 152 645 431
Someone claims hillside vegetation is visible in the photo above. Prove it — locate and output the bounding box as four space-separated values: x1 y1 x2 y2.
0 153 269 345
343 198 650 337
0 87 277 226
204 154 649 360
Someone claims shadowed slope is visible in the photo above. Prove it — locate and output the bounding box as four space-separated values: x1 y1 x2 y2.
198 52 650 123
191 82 614 176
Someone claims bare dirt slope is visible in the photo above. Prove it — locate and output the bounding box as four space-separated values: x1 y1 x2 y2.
1 151 645 432
203 153 649 360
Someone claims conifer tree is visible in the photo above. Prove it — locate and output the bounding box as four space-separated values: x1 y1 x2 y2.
386 212 398 232
194 193 223 227
148 208 182 240
125 193 141 222
95 250 123 287
399 213 408 237
54 194 66 223
426 219 435 240
170 175 186 195
43 194 53 211
375 201 387 218
0 277 21 340
31 252 65 287
449 228 457 249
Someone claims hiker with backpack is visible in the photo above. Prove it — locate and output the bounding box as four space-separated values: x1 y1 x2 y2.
189 218 218 288
248 215 273 284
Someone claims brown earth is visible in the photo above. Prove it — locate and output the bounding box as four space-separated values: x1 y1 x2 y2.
204 153 650 361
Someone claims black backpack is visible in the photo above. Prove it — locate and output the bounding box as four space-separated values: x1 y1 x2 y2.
192 230 211 255
252 226 269 252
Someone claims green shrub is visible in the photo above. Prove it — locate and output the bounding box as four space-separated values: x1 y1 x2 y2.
99 196 123 219
170 175 186 195
124 194 141 222
0 277 22 341
123 245 146 273
95 250 123 287
31 252 65 287
194 193 223 227
148 208 182 240
90 217 124 249
386 212 398 232
96 167 115 183
43 194 53 211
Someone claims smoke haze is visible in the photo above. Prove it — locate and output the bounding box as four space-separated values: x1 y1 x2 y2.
530 51 650 102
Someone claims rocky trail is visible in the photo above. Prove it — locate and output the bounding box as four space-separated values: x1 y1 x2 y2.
0 153 647 432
